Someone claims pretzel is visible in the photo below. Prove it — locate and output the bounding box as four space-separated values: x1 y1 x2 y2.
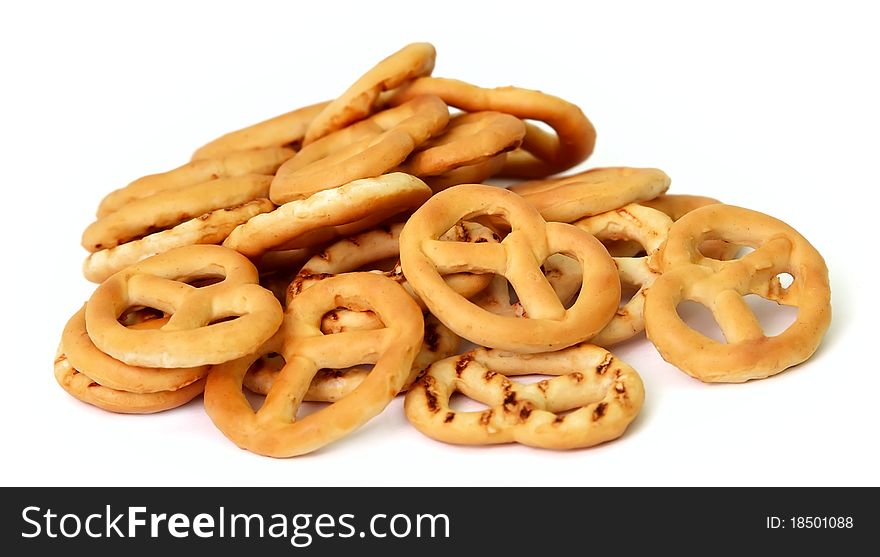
509 167 671 223
424 154 506 192
84 175 273 251
97 147 293 217
404 344 644 449
204 273 424 457
244 314 459 401
304 42 436 145
83 199 274 283
388 77 595 178
62 306 209 393
399 184 620 353
288 220 496 310
640 194 739 260
223 173 431 259
191 101 329 161
86 244 283 368
644 204 831 382
270 96 448 204
398 112 525 177
574 204 673 345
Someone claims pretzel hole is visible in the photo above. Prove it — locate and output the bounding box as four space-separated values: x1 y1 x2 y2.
183 274 226 288
699 242 751 260
676 300 726 342
776 273 794 289
448 392 491 413
743 294 798 337
603 239 646 258
355 257 399 272
208 315 240 325
619 282 641 309
118 306 165 326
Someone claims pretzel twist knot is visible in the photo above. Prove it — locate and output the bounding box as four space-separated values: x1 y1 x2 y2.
205 273 424 457
645 204 831 382
405 345 644 449
85 245 283 368
399 184 620 353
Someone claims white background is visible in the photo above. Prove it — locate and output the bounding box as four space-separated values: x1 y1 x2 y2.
1 0 877 487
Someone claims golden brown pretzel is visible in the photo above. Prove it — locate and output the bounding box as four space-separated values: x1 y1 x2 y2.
86 245 283 368
399 184 620 353
645 204 831 382
192 101 328 160
574 204 673 345
204 273 424 457
82 199 275 283
509 167 671 223
271 96 448 204
398 111 525 177
304 42 436 145
84 175 273 252
62 306 208 393
97 147 293 217
388 77 595 178
224 173 431 259
404 344 644 449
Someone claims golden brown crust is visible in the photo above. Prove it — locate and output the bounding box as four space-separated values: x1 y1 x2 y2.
404 344 644 449
644 204 831 382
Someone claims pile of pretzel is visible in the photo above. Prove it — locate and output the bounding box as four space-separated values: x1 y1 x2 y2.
56 43 832 458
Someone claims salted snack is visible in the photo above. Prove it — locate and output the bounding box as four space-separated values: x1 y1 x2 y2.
645 204 831 382
405 344 644 449
192 102 328 161
83 199 274 283
62 307 208 393
399 184 620 353
54 311 207 414
98 147 293 217
423 154 507 192
389 77 595 177
271 96 448 204
398 111 526 177
573 204 673 345
224 173 431 260
205 273 423 457
509 167 671 223
85 245 282 368
640 194 738 260
304 42 437 145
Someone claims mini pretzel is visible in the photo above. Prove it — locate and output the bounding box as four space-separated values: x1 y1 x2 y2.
83 198 274 283
191 101 329 160
244 314 459 401
509 167 671 223
223 173 431 260
270 96 448 204
399 184 620 353
63 306 209 393
574 204 673 345
641 194 739 260
97 147 293 217
398 112 525 177
205 273 424 457
388 77 595 178
288 221 496 310
54 348 205 414
86 244 283 368
424 154 506 192
304 42 436 145
84 175 273 251
645 204 831 382
404 344 644 449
